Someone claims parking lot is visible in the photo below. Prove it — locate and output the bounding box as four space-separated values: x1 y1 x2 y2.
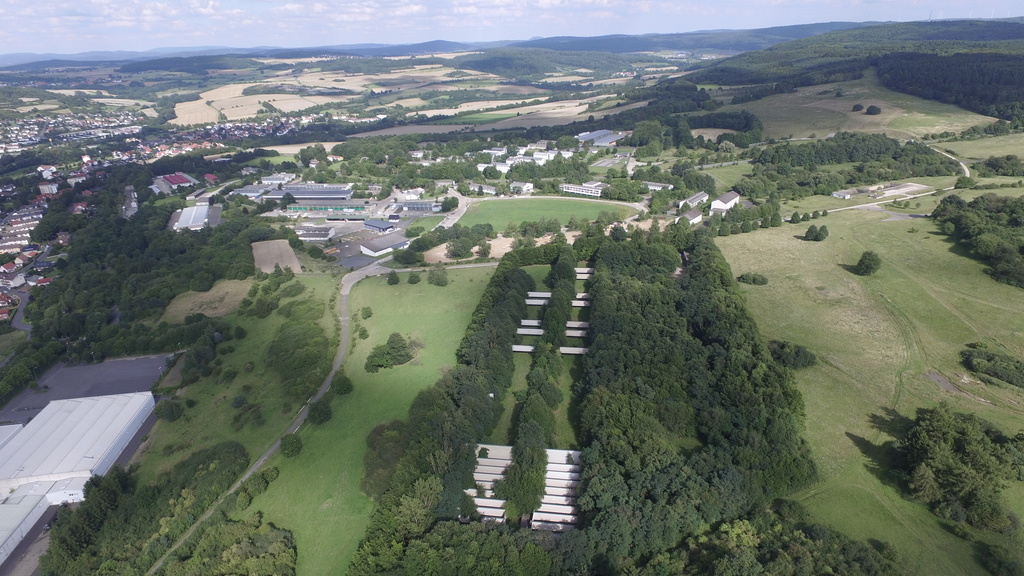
0 354 170 425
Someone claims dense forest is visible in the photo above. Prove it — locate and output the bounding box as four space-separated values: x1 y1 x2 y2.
349 224 903 575
688 20 1024 123
875 52 1024 124
896 404 1024 534
735 132 959 199
932 193 1024 288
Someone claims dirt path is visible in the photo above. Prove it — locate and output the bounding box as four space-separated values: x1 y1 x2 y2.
146 258 499 575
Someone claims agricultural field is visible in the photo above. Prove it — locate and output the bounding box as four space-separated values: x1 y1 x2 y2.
247 266 495 576
252 239 302 273
160 279 252 323
716 200 1024 575
458 197 636 229
719 69 993 140
134 274 341 485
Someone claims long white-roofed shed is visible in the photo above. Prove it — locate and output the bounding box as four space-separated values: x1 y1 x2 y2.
0 392 154 492
0 392 154 568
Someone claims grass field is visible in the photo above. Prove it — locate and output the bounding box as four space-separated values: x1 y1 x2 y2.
716 206 1024 575
248 266 495 576
941 133 1024 163
459 198 636 230
135 274 340 484
160 279 252 323
413 214 445 230
0 330 26 359
719 69 993 140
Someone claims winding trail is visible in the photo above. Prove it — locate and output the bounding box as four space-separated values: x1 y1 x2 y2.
146 257 498 574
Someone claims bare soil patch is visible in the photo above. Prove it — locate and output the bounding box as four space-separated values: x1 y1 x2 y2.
691 128 738 139
923 370 958 393
252 239 302 273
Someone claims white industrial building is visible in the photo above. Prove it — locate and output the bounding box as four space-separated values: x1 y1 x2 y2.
560 181 607 198
0 392 155 568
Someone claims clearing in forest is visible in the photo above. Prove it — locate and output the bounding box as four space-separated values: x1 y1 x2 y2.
252 239 301 273
160 279 252 323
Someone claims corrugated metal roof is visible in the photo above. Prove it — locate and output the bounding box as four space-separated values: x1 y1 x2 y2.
0 393 154 490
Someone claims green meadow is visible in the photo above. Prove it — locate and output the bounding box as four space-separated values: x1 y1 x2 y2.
135 273 340 485
247 266 495 576
716 202 1024 575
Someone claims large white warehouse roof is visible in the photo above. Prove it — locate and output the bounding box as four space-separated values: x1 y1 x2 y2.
0 392 155 492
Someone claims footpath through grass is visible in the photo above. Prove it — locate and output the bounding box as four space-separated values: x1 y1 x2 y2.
458 197 635 230
135 273 341 485
248 266 495 576
716 206 1024 575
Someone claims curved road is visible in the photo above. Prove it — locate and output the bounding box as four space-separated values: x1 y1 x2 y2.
147 256 498 574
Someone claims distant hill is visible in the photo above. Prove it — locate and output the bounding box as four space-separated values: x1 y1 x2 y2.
689 20 1024 86
342 40 478 57
510 22 878 53
689 20 1024 123
0 22 886 69
451 48 642 78
118 55 264 73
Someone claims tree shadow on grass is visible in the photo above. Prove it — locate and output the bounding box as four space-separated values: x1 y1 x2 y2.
868 407 915 439
837 263 860 274
846 431 900 489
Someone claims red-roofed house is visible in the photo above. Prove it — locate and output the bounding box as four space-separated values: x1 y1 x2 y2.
204 174 220 185
0 308 10 321
71 202 89 215
1 262 18 273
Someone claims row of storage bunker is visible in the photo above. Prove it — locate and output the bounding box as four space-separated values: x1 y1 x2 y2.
469 444 582 532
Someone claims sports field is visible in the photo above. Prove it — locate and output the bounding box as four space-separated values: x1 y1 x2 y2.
458 198 636 229
716 202 1024 575
248 266 496 576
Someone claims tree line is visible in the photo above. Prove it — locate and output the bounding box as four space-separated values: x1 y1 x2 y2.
932 193 1024 288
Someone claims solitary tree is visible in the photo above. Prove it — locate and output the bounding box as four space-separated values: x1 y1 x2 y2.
854 251 882 275
308 398 332 424
852 103 864 112
386 271 400 285
428 263 448 286
791 211 801 223
865 105 882 115
281 433 302 457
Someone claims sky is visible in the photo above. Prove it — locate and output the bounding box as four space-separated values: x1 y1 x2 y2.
0 0 1020 55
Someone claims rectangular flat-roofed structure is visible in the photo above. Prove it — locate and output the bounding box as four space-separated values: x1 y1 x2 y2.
364 219 395 233
0 392 154 568
0 392 155 492
360 233 408 257
171 205 222 231
263 183 353 201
